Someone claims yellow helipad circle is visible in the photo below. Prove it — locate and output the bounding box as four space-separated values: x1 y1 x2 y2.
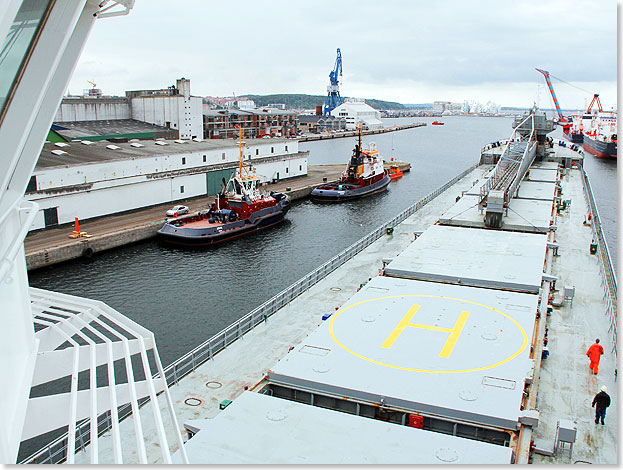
329 294 528 373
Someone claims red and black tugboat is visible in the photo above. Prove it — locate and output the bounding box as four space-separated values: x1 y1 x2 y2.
310 125 390 202
157 128 290 246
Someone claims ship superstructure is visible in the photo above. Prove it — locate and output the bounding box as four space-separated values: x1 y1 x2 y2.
0 1 187 464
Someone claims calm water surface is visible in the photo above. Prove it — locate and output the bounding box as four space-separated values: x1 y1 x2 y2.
29 116 617 367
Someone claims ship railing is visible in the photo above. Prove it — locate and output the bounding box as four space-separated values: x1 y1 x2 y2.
162 161 481 386
25 161 481 464
579 163 617 356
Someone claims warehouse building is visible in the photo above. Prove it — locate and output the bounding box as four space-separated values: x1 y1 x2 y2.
26 137 308 231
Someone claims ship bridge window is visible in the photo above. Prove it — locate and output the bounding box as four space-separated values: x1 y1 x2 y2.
0 0 52 120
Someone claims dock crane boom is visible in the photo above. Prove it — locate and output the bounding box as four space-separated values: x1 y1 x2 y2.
323 48 343 116
535 68 566 123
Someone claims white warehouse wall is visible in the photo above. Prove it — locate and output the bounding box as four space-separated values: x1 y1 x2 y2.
131 96 203 139
54 100 130 122
27 155 307 231
35 140 299 190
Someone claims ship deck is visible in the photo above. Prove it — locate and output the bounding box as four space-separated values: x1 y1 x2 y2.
72 146 616 464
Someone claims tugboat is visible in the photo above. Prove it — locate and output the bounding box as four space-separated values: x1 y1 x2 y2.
310 124 390 202
388 164 403 180
431 121 444 125
157 128 291 246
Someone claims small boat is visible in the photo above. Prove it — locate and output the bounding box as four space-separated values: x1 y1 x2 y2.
310 125 390 202
432 121 444 125
388 165 403 180
157 128 291 246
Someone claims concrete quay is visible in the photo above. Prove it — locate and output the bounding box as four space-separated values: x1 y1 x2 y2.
24 163 410 270
299 122 425 142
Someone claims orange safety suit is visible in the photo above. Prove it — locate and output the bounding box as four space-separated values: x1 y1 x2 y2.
587 342 604 374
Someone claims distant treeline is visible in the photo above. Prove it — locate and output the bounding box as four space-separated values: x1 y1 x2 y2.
244 94 406 110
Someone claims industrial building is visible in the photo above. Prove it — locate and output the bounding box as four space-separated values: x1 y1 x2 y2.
202 108 299 139
331 99 383 130
26 137 308 231
56 78 204 139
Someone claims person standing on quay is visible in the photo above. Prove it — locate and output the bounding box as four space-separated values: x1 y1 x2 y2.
587 339 604 374
592 385 611 425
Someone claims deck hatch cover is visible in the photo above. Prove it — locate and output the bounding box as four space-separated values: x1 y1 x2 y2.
482 376 517 390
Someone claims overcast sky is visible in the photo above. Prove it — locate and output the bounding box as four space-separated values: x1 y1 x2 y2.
68 0 617 110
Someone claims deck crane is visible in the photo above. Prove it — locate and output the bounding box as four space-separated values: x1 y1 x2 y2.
535 68 571 135
323 48 343 116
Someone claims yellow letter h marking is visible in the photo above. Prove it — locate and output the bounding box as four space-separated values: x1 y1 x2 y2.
381 305 470 358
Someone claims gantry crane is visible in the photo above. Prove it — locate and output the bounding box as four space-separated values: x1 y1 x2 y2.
323 48 343 116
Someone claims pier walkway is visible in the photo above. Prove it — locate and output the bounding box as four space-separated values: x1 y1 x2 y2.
299 122 425 142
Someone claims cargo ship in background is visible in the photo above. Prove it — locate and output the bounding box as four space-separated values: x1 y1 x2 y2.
581 95 617 158
157 128 291 246
310 125 390 202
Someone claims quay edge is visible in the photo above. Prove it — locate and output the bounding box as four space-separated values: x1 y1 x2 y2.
298 122 426 141
24 162 411 271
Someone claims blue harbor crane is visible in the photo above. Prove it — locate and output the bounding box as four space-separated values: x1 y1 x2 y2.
323 48 343 116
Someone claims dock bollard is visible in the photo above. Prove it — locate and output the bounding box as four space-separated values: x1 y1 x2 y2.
286 187 291 191
322 177 328 182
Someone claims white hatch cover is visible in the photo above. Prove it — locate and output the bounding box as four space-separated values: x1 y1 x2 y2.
268 276 537 430
174 391 512 464
439 194 553 233
384 224 548 293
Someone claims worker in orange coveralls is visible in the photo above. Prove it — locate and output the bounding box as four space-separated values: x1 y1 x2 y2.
586 339 604 375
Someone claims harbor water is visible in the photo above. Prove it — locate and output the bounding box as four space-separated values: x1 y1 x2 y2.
27 116 617 367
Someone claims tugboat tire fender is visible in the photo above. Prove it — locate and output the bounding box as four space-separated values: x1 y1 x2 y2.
82 247 94 259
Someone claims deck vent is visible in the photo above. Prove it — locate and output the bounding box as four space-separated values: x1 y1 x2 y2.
51 149 67 156
80 140 94 145
54 142 69 147
130 142 144 148
155 141 168 146
106 144 121 150
174 139 186 144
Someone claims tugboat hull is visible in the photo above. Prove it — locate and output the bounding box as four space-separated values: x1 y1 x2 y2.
157 196 290 247
310 174 391 202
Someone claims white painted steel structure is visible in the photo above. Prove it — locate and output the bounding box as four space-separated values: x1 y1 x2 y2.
174 392 513 464
268 276 538 431
0 0 186 464
384 225 548 293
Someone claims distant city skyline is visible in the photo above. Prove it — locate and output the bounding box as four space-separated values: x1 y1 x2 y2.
68 1 617 110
